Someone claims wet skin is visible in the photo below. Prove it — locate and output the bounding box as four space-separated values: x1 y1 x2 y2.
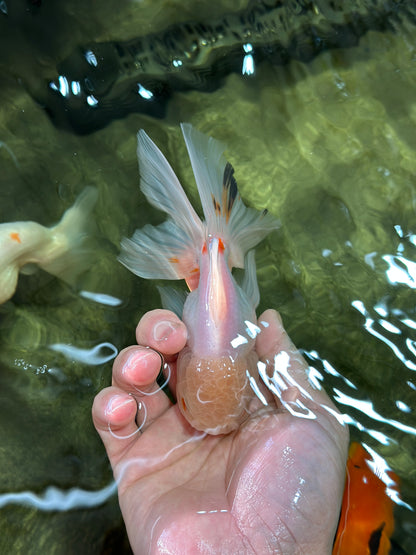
92 309 349 554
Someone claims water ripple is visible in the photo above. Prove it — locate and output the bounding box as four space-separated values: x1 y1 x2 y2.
0 482 116 511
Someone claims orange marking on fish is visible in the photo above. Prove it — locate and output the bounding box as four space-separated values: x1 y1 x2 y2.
218 238 225 253
202 242 208 255
333 442 400 555
185 271 200 292
9 232 21 243
181 397 187 412
169 257 179 263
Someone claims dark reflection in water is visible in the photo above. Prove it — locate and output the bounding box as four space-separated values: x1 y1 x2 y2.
0 0 415 553
40 0 413 134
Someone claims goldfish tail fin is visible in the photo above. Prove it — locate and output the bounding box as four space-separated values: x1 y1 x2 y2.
0 265 19 304
38 186 98 285
119 130 204 282
181 123 279 268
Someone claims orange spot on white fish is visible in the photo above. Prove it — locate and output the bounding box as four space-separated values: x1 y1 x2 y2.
169 257 179 263
186 271 200 292
9 232 21 243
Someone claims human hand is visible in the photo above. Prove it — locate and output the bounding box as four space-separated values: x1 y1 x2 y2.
92 309 349 554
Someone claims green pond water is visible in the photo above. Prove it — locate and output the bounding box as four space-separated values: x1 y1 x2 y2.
0 1 415 553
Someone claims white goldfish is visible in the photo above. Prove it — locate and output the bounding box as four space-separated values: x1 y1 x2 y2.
120 124 278 434
0 187 97 304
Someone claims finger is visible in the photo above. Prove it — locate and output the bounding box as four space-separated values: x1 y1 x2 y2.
92 386 141 464
136 309 187 359
112 345 172 429
256 309 332 407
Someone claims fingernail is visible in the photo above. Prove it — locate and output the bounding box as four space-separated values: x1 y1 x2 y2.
153 320 180 342
123 349 160 375
105 395 135 417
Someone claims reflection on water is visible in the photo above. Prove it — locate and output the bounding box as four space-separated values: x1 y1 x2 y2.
0 0 415 553
50 342 118 365
0 482 116 511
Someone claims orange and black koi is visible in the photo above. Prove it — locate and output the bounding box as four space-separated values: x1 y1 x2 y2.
333 442 401 555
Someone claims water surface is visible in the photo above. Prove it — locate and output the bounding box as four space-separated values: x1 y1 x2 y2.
0 1 415 553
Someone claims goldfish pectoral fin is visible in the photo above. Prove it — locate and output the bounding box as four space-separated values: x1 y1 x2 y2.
239 250 260 310
137 129 203 243
119 220 199 282
157 285 187 318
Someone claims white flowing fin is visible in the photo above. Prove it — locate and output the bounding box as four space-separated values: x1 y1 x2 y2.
181 123 279 268
37 186 98 285
180 123 226 227
119 130 204 283
119 220 200 281
137 129 203 243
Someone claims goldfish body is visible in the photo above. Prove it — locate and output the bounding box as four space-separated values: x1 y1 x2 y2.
333 442 400 555
0 187 97 304
120 124 278 434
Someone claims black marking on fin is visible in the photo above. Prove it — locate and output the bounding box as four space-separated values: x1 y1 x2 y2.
211 194 221 215
223 161 238 214
368 522 385 555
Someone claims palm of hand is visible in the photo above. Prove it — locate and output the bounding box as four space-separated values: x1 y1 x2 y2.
93 309 348 554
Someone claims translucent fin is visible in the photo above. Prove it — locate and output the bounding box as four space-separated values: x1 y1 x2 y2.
0 265 19 304
157 285 187 318
228 205 279 268
119 130 204 282
181 123 279 268
240 250 260 310
38 187 98 285
137 129 203 245
180 123 226 228
119 220 199 281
